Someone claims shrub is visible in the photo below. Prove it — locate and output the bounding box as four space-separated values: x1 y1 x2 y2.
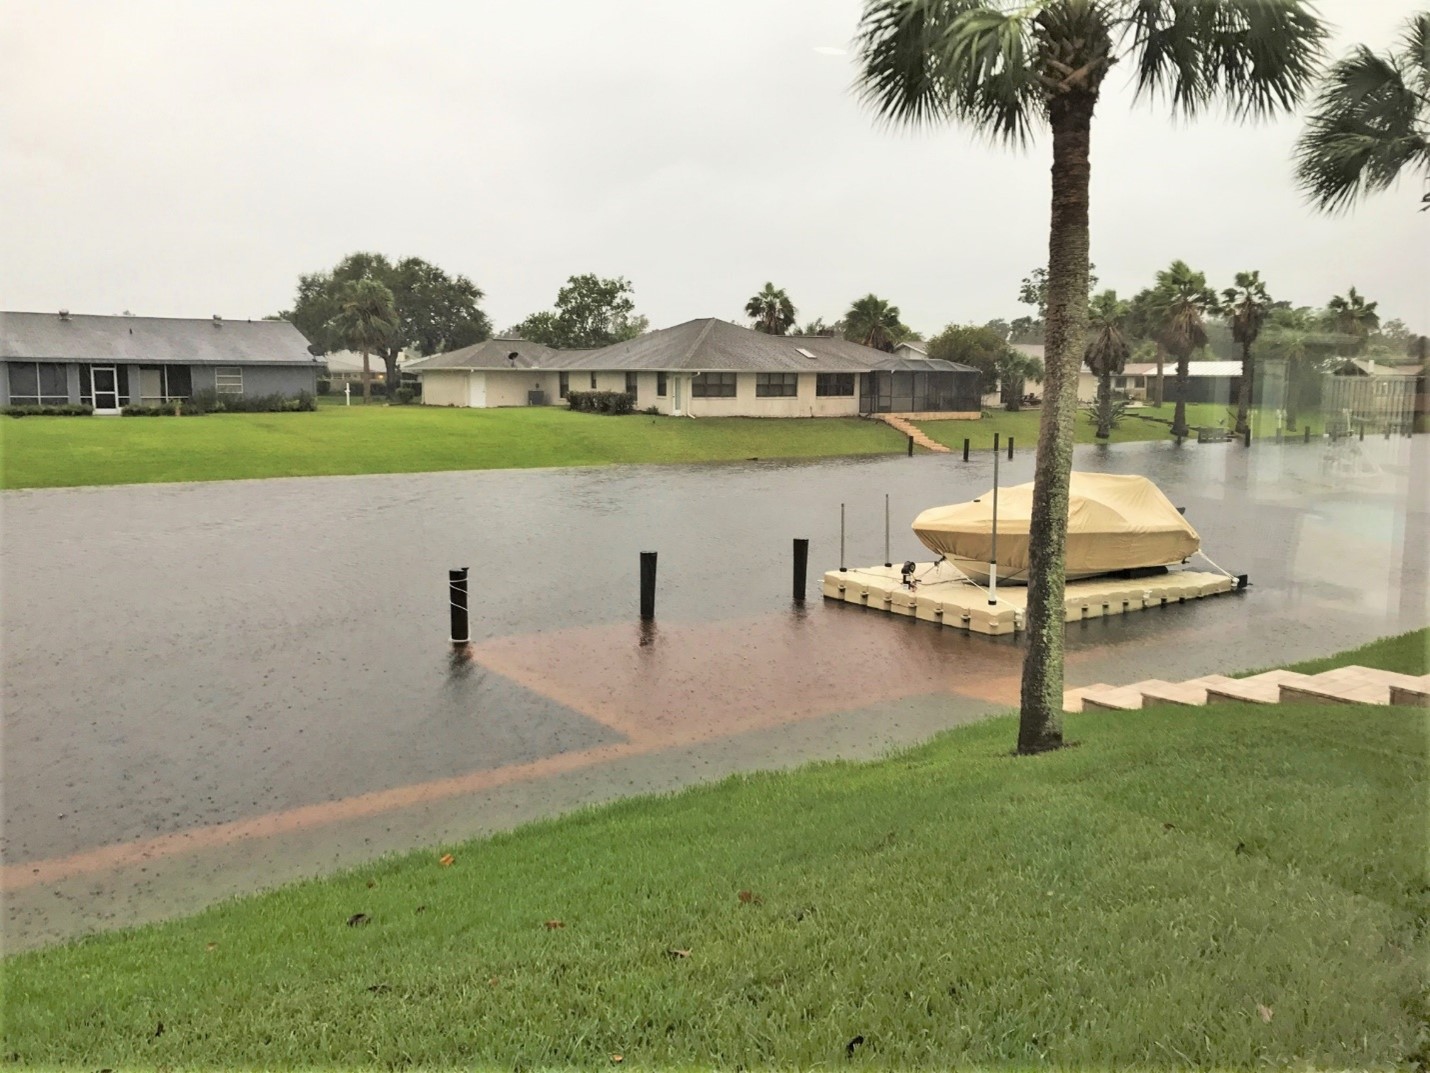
394 388 416 405
643 405 661 415
4 404 94 417
317 379 332 396
120 392 315 416
566 390 636 415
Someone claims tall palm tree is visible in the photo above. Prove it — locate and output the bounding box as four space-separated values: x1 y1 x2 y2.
745 283 798 336
843 294 907 351
1327 286 1381 352
1294 12 1430 213
1152 261 1216 439
1220 271 1272 437
330 279 398 404
1127 286 1168 408
857 1 1324 753
1084 289 1130 440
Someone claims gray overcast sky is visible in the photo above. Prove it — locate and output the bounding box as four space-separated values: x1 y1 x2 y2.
2 0 1424 336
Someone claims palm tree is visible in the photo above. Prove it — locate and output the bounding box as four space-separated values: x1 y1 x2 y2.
330 279 398 404
1084 290 1130 440
1127 287 1168 408
1151 261 1216 439
843 294 907 352
1294 12 1430 213
745 283 798 336
1327 286 1381 352
857 2 1324 753
1220 271 1272 437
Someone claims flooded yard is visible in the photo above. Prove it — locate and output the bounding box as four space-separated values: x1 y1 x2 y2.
2 435 1425 946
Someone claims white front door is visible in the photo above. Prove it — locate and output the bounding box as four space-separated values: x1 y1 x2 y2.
92 366 120 413
672 375 684 415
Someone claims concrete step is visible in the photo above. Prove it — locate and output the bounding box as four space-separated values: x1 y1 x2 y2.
1080 681 1172 712
1390 677 1430 707
1205 669 1315 705
1136 674 1239 707
1281 667 1430 706
1062 683 1114 713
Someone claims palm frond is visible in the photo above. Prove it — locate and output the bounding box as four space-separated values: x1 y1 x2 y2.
1400 12 1430 100
1127 0 1326 120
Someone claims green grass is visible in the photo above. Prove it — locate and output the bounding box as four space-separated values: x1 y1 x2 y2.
0 407 909 490
4 700 1424 1070
1279 627 1428 677
915 404 1319 451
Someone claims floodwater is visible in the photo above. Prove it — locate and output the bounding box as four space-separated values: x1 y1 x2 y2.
2 434 1426 946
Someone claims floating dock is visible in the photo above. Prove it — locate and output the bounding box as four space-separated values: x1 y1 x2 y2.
822 561 1237 635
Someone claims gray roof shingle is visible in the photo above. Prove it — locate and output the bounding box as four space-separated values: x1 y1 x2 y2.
0 311 320 365
404 338 562 371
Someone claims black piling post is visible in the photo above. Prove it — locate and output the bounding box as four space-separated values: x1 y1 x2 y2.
639 552 657 621
1243 427 1251 448
449 567 469 645
1007 436 1014 460
1359 424 1365 442
793 538 809 601
1303 424 1311 443
962 438 970 462
907 435 914 457
992 432 1000 455
839 503 847 572
1275 426 1282 444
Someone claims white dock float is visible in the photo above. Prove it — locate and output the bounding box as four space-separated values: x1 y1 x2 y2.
822 561 1237 636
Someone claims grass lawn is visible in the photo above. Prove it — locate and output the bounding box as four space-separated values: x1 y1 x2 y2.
0 407 909 490
4 644 1424 1068
1270 626 1428 677
916 403 1322 452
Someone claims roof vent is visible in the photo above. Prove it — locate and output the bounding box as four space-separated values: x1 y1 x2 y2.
213 314 222 326
508 351 519 364
58 309 69 321
795 347 816 359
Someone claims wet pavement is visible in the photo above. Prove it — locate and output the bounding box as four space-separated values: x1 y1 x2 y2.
2 434 1425 948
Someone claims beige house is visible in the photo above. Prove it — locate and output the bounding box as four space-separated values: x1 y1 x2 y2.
408 319 983 418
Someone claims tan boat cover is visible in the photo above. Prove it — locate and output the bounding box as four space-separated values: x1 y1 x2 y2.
911 472 1199 579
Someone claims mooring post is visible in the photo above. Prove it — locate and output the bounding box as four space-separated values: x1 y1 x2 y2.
907 435 914 457
993 432 1000 455
1275 426 1282 444
1007 436 1014 461
1358 424 1364 442
449 567 469 645
793 538 809 601
962 438 970 462
1243 427 1251 448
839 503 847 572
639 551 657 620
1304 424 1311 444
884 493 892 567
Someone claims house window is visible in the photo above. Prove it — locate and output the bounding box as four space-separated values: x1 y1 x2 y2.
692 372 736 398
558 372 569 399
138 365 192 403
625 372 638 397
216 367 243 394
816 373 854 397
657 372 667 397
756 373 798 398
589 372 598 389
8 362 69 406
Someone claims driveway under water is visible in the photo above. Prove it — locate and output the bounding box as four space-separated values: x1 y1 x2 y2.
2 434 1425 947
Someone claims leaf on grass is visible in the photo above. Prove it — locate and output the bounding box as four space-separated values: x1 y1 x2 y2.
488 976 501 987
846 1034 864 1057
1257 1003 1274 1023
1162 822 1176 831
346 913 370 927
153 1021 164 1038
738 890 763 906
366 879 377 888
204 942 217 952
439 853 455 867
415 905 427 914
1235 841 1248 855
365 983 391 994
666 948 691 959
544 919 565 930
610 1055 624 1064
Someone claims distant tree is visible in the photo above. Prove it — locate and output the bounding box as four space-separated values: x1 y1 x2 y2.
843 294 908 351
1018 264 1098 318
926 324 1010 395
1327 286 1381 351
998 350 1045 411
329 279 398 404
1083 289 1131 439
1255 306 1354 428
281 252 491 390
1127 287 1168 407
982 318 1012 341
1294 12 1430 214
798 317 840 337
1008 315 1044 344
1151 261 1217 438
1220 271 1272 436
745 283 798 335
513 274 645 349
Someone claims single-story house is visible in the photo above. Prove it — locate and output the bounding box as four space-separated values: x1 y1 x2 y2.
1 310 321 412
1322 359 1423 431
1077 360 1247 405
321 349 416 386
408 318 982 418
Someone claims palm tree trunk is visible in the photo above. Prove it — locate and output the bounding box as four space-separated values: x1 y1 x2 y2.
382 348 400 402
1096 371 1112 439
1235 340 1253 436
361 349 371 404
1154 341 1166 407
1171 351 1191 437
1018 92 1094 755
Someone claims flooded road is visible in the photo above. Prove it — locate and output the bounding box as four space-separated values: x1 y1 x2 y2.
3 434 1425 946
